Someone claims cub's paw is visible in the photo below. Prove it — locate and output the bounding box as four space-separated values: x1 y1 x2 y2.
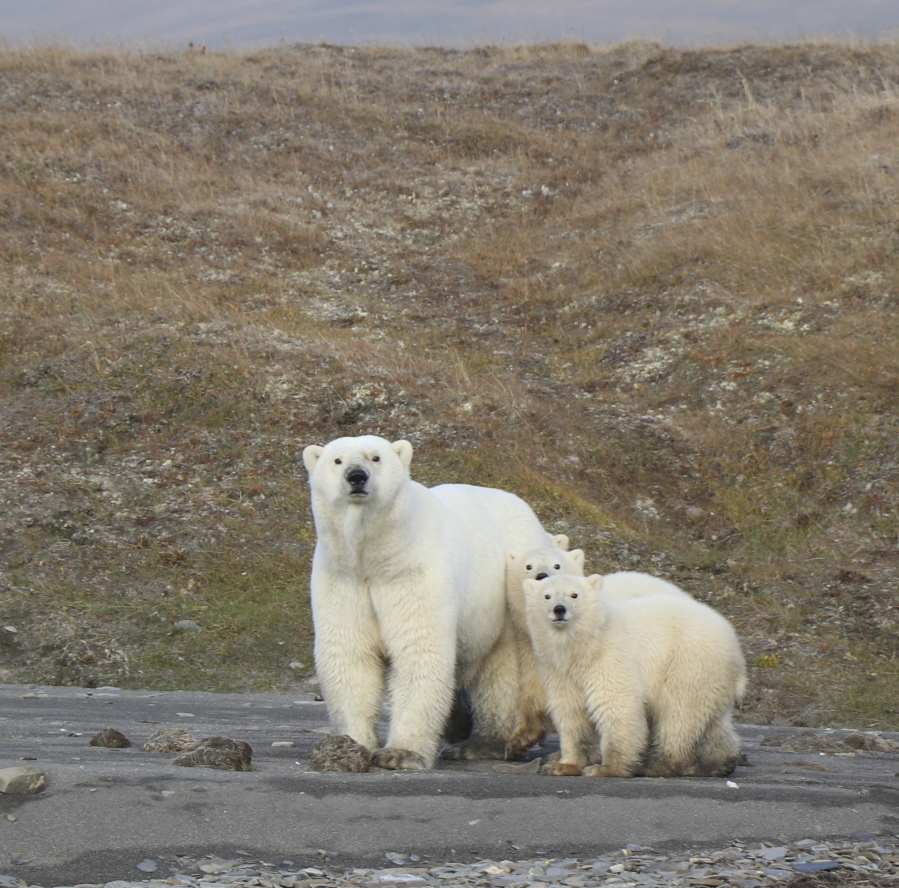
541 761 583 777
441 739 506 761
581 763 630 777
504 728 546 760
371 747 429 770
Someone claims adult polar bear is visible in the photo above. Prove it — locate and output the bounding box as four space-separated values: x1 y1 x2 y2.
303 434 555 770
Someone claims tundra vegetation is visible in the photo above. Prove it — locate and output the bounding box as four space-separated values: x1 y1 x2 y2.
0 37 896 730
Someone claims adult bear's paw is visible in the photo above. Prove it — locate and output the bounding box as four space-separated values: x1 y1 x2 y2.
441 739 507 761
371 747 429 770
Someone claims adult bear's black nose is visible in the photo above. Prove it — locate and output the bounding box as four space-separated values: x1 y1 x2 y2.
346 467 369 489
553 604 567 618
535 571 549 581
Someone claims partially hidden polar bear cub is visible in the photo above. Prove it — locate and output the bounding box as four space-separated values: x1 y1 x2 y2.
303 434 556 770
504 542 692 757
523 572 746 777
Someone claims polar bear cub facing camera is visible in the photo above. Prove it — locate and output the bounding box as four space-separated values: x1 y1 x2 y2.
303 434 555 770
503 544 692 757
523 572 746 778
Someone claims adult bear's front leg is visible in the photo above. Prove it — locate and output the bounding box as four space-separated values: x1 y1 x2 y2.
312 583 384 754
377 600 457 769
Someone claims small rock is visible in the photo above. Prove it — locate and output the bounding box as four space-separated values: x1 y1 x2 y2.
308 734 371 772
793 861 840 873
136 859 158 873
493 757 544 774
199 859 241 874
89 727 134 748
0 765 47 794
172 736 252 770
843 732 899 751
174 620 202 630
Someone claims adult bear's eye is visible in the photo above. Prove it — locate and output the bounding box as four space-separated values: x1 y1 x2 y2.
372 455 380 462
526 564 533 571
334 458 342 465
544 594 550 600
553 564 561 570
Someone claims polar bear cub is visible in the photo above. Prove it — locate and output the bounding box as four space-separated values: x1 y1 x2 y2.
303 434 555 770
503 540 586 756
504 545 691 757
523 573 746 777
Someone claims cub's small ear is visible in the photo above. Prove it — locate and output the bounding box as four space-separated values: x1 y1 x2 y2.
552 534 570 551
391 439 413 468
302 445 324 473
570 549 586 570
522 578 541 596
586 574 604 594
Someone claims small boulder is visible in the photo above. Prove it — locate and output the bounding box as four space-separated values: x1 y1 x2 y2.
308 734 371 772
0 765 46 794
89 728 134 748
144 726 199 752
172 737 252 771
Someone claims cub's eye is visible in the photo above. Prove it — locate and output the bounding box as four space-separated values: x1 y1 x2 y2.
525 564 533 571
372 455 380 462
544 594 551 600
334 458 342 465
571 593 578 599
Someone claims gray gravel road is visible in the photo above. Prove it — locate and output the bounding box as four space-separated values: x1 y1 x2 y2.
1 683 898 886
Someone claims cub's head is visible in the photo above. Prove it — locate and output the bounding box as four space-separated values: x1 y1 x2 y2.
523 573 604 630
506 540 585 588
302 435 413 508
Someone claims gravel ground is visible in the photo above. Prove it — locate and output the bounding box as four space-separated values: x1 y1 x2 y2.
3 838 898 888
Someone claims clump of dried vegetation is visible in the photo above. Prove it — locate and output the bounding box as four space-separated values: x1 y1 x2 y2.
0 37 897 729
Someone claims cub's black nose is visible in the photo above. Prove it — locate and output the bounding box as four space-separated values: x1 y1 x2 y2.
553 604 567 618
535 572 549 581
346 467 369 488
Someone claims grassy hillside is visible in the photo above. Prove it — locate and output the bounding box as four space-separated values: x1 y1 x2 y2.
0 38 897 730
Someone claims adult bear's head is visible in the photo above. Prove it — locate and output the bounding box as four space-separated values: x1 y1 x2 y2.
303 435 414 510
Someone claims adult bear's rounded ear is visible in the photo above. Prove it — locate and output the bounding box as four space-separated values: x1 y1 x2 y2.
586 574 604 594
391 439 413 468
303 445 324 473
505 551 517 568
552 534 570 551
570 549 586 570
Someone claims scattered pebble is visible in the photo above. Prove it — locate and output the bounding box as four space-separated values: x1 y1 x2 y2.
4 839 898 888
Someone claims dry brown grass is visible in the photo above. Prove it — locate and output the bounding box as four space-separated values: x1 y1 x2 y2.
0 38 897 728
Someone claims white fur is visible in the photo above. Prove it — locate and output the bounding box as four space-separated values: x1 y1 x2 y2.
502 549 690 755
303 434 553 770
524 572 746 778
503 541 586 754
601 570 692 601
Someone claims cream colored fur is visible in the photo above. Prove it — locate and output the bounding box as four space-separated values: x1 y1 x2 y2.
524 573 746 778
304 434 555 770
